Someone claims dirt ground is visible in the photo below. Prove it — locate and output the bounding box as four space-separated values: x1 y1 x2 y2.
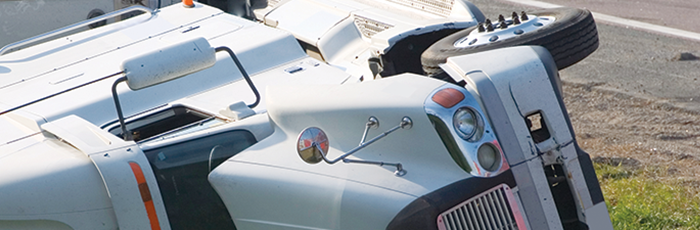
563 81 700 185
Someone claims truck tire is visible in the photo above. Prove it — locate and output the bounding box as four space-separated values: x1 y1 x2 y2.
421 7 598 76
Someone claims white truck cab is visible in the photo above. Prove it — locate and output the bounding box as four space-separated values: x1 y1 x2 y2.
0 2 611 230
250 0 485 79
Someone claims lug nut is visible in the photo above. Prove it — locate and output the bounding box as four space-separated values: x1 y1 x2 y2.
485 19 494 32
498 14 505 22
512 12 521 24
500 21 508 29
521 11 529 21
478 22 486 32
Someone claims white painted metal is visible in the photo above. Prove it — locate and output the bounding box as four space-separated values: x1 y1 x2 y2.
210 75 471 229
41 115 171 230
261 0 484 80
0 3 345 229
0 1 612 229
441 46 612 229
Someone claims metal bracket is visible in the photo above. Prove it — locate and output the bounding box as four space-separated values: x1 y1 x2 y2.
319 116 411 176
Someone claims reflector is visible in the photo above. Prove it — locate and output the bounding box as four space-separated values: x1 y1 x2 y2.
432 88 464 108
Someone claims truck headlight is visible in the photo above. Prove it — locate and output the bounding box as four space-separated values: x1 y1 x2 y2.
477 143 501 172
453 107 482 141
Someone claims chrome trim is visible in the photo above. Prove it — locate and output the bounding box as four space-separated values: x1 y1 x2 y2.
303 116 410 176
424 84 508 177
437 184 524 230
0 6 155 56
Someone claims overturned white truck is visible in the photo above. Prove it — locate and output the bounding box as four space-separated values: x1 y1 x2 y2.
0 2 611 230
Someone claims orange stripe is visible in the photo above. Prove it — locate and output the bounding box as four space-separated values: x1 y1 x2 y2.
129 162 147 184
129 162 161 230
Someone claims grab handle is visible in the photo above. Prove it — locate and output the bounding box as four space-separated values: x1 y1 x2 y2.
0 5 155 56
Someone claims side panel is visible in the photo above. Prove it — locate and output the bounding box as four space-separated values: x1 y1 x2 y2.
41 115 171 230
210 158 416 229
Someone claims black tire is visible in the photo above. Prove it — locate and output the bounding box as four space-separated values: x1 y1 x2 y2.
421 7 598 76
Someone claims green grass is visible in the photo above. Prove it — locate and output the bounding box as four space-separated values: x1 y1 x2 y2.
596 163 700 229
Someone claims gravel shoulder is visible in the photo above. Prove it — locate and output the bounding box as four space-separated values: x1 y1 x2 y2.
564 81 700 185
469 0 700 189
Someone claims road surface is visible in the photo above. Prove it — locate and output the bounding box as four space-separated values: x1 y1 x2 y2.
470 0 700 112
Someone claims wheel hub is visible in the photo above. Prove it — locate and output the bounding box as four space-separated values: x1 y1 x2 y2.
454 12 555 48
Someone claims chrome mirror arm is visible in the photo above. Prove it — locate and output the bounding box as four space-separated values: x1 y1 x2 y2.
112 76 132 141
318 116 412 176
342 159 406 176
359 116 379 144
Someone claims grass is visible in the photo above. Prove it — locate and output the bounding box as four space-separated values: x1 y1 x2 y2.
596 163 700 229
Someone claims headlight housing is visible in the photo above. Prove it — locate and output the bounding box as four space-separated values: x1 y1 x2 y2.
453 107 483 142
477 143 501 172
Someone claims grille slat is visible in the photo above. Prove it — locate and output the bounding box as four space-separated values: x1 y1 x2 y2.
457 206 469 230
486 193 505 229
438 184 521 230
464 206 475 230
494 191 512 230
475 200 487 230
482 196 496 230
353 16 394 38
449 213 458 230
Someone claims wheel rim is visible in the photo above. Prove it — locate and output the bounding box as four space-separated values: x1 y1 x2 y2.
453 12 556 48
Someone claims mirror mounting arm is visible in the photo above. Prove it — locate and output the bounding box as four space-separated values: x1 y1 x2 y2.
111 76 133 141
214 46 261 109
318 116 412 176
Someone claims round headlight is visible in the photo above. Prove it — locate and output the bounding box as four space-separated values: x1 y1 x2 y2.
477 143 501 172
453 107 479 140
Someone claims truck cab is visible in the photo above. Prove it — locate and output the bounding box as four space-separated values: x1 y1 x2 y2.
0 2 611 229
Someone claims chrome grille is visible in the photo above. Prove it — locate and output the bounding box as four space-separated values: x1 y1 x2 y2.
438 184 521 230
353 16 394 38
388 0 454 17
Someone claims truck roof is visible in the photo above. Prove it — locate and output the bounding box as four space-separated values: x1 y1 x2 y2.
0 3 350 146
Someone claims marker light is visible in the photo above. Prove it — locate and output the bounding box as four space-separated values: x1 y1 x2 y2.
432 88 464 108
183 0 194 8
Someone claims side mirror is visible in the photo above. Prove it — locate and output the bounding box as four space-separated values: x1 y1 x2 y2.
112 37 215 141
295 117 410 176
121 37 215 90
296 127 329 164
111 37 261 141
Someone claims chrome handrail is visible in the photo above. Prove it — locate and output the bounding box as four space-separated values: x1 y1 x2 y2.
0 5 155 56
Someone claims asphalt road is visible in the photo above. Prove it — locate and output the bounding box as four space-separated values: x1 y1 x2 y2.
470 0 700 112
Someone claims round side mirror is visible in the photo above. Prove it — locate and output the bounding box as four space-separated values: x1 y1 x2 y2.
296 127 329 164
